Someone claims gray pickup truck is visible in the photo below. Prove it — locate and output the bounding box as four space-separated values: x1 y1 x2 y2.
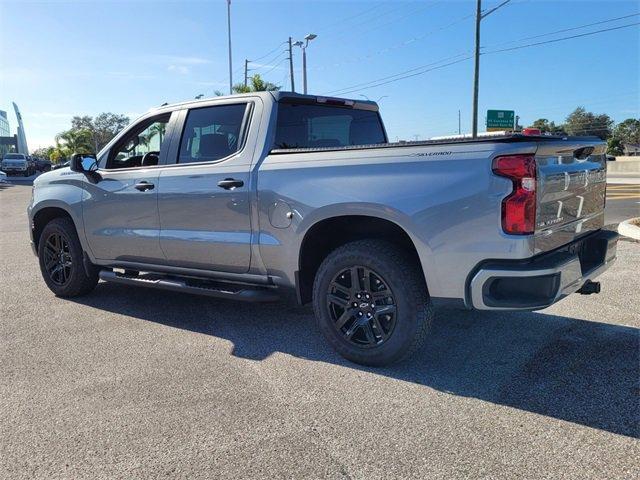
28 92 617 366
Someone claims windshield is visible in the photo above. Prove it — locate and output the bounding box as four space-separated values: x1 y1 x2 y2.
3 153 26 160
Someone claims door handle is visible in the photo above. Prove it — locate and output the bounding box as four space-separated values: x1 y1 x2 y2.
134 181 155 191
217 178 244 190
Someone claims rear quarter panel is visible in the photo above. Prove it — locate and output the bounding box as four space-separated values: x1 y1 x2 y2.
257 141 539 300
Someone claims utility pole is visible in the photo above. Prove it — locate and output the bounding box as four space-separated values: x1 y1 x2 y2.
288 37 295 92
458 109 461 135
244 59 249 88
227 0 233 94
471 0 481 138
471 0 511 138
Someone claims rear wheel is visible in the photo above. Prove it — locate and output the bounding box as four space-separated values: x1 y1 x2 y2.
312 239 433 366
38 217 99 297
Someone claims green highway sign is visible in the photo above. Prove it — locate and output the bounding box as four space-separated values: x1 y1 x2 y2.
486 110 515 131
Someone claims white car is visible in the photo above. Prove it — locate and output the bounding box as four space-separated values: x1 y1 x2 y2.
0 170 7 182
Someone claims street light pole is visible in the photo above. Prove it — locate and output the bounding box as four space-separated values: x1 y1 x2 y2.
227 0 233 95
302 46 308 94
471 0 511 138
244 59 249 88
294 34 316 95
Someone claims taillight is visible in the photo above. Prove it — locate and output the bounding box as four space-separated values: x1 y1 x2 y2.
492 154 536 235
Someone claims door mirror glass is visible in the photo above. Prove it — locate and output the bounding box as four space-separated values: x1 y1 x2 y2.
81 156 98 172
70 153 97 173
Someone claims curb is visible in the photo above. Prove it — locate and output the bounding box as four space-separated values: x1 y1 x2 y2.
618 218 640 241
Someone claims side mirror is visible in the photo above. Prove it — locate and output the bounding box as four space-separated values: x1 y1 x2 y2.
70 153 98 173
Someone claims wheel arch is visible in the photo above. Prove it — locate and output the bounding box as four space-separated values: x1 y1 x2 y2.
296 214 430 304
32 206 78 253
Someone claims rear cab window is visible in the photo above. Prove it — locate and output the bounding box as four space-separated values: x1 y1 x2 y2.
274 101 387 150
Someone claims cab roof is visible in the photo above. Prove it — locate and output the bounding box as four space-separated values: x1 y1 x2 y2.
148 91 378 114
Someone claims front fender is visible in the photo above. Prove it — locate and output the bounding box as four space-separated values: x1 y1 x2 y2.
30 172 90 255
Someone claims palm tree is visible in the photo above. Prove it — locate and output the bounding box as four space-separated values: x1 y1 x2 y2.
232 74 280 94
55 128 94 157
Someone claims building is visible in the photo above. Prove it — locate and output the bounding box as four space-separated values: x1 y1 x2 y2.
0 110 17 157
623 143 640 156
0 111 9 137
13 102 28 154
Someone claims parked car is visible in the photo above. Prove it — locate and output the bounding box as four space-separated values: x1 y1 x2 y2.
51 160 70 170
0 170 7 182
28 92 618 366
1 153 32 176
606 154 616 161
34 158 53 172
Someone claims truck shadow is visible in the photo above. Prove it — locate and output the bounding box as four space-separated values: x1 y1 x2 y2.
72 283 639 438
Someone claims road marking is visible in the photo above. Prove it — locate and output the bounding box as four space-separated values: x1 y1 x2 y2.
606 184 640 201
607 195 640 200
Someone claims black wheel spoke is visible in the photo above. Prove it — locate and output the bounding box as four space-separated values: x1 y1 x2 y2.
330 282 351 297
362 269 371 291
372 316 387 341
362 323 376 345
345 321 361 340
372 290 391 300
335 308 355 330
328 293 348 308
349 267 360 293
375 304 396 317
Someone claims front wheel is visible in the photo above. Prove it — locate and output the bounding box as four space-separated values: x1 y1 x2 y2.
312 239 433 366
38 217 99 297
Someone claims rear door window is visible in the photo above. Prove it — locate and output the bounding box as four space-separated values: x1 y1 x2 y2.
274 103 386 149
178 104 248 164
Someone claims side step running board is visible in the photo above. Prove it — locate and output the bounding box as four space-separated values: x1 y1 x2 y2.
99 270 280 302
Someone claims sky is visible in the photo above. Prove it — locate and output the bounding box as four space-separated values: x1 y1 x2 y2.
0 0 638 149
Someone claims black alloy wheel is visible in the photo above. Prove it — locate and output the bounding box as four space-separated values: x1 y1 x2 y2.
326 266 397 348
42 232 73 286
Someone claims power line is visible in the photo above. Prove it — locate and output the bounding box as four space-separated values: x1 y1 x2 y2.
311 11 474 72
482 12 640 49
259 57 289 77
249 41 287 62
314 2 387 34
325 18 639 97
325 52 471 95
321 1 438 42
330 56 472 97
483 21 640 54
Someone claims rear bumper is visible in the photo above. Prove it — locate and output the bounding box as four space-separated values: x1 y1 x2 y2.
467 229 618 310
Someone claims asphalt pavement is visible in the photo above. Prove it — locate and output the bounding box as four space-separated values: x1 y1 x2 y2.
1 183 639 479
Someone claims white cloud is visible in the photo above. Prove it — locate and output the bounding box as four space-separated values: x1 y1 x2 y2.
168 65 190 75
152 55 211 66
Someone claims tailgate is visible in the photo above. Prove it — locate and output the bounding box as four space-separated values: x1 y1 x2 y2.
534 138 607 254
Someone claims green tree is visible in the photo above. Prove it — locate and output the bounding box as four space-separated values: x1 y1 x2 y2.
564 107 613 140
31 146 56 159
232 74 280 94
70 112 130 153
55 128 94 157
531 118 565 134
613 118 640 145
607 136 624 156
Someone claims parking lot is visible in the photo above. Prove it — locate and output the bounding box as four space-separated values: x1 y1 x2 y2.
1 182 638 479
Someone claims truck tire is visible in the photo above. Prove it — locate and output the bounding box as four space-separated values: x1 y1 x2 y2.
38 217 99 297
312 239 433 366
